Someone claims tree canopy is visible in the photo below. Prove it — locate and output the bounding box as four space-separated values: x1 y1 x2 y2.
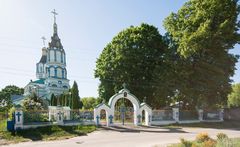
228 83 240 107
71 81 81 109
164 0 240 57
0 85 24 111
95 23 169 108
163 0 240 108
81 97 101 110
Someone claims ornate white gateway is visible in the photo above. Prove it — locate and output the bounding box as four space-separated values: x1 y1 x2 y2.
94 88 152 126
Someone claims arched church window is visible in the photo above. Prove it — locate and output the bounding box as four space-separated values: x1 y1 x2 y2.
52 84 57 87
63 85 68 89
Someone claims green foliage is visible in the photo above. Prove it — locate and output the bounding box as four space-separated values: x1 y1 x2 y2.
24 111 49 123
71 81 81 109
95 23 169 108
228 83 240 107
169 134 240 147
180 138 193 147
22 93 45 110
163 0 240 108
196 133 210 143
0 125 96 144
217 133 228 140
0 85 24 111
50 94 57 106
164 0 240 57
81 97 100 110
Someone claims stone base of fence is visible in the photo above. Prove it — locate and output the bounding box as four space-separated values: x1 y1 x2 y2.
151 120 176 125
178 120 200 124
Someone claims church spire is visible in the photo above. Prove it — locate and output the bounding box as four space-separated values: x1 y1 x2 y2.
51 9 58 34
49 9 63 49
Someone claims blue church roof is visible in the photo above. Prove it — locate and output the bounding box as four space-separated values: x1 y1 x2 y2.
32 79 45 84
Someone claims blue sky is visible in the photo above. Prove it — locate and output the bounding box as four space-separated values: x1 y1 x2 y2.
0 0 239 97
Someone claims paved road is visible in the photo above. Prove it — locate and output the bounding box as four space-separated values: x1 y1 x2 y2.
3 126 240 147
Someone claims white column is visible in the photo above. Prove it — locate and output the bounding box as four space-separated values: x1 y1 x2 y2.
172 108 179 123
219 109 224 121
94 108 100 126
63 107 71 120
198 109 203 121
145 110 152 126
56 107 64 125
15 109 23 130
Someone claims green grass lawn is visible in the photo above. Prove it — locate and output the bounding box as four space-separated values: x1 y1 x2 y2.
0 125 96 145
164 120 240 129
0 119 7 132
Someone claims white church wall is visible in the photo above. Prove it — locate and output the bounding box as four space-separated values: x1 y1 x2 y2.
50 50 54 62
56 51 61 62
50 67 55 77
57 68 62 78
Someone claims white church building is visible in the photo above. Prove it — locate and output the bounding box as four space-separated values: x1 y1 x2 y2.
23 10 70 100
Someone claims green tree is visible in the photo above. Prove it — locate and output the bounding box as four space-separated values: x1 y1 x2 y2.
50 94 57 106
0 85 24 110
95 23 169 108
228 83 240 107
23 93 45 110
81 97 99 110
164 0 240 108
71 81 81 109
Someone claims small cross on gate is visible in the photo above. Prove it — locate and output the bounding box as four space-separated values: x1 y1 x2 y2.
109 115 113 124
57 111 63 121
16 112 22 122
96 115 100 125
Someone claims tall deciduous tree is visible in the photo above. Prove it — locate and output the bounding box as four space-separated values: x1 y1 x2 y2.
164 0 240 108
228 83 240 107
71 81 81 109
95 23 169 108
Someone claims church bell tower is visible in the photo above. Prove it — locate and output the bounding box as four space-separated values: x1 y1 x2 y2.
45 9 70 96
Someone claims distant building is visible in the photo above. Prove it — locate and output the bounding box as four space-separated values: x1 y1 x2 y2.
23 10 70 101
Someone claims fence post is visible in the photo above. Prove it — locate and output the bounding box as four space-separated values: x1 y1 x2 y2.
63 107 71 120
56 106 64 125
198 109 203 121
172 108 179 123
14 108 23 130
219 109 224 121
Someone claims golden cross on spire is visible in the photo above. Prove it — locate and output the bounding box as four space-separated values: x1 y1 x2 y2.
51 9 58 23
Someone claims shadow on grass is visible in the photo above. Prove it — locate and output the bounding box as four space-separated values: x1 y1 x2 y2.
100 125 188 133
15 125 95 141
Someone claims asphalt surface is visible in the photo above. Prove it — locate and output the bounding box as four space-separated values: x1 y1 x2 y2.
2 125 240 147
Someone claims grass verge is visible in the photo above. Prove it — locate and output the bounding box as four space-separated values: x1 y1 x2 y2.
0 125 96 145
164 120 240 129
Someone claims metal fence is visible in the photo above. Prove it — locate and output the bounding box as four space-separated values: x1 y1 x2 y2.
152 110 174 121
68 110 94 122
203 110 220 120
23 110 50 124
224 108 240 121
179 110 198 120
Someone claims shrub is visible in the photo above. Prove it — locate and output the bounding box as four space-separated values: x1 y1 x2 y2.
203 139 216 147
217 133 228 140
196 133 210 143
180 138 192 147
